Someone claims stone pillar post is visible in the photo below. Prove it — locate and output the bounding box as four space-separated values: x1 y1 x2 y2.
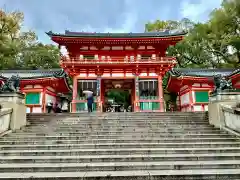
0 92 26 130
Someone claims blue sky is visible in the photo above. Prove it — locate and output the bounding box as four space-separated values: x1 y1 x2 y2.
0 0 222 44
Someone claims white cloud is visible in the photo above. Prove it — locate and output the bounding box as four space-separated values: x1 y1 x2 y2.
180 0 222 22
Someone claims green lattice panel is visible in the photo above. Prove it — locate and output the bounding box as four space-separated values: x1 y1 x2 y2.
25 92 40 105
140 96 158 100
195 91 209 103
140 102 160 111
76 102 97 112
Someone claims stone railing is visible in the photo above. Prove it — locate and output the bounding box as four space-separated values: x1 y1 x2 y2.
208 90 240 136
0 108 12 135
221 105 240 135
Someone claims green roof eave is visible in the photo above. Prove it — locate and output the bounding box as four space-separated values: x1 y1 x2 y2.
169 68 236 78
46 30 187 38
228 69 240 77
0 69 63 79
0 69 72 92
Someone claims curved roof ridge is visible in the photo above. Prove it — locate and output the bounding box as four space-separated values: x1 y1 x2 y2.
46 30 187 38
169 68 236 77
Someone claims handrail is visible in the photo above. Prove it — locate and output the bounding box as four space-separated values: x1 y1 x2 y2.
61 56 176 64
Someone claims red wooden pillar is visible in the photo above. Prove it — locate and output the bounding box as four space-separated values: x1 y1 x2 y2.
96 76 102 112
72 76 78 112
134 75 140 112
100 79 105 112
189 87 194 112
158 75 164 112
42 87 46 113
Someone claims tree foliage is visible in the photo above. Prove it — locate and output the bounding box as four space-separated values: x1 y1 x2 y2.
0 9 60 70
145 0 240 68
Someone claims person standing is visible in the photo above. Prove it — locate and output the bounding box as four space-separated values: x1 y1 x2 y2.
61 100 68 113
46 100 53 113
87 94 94 113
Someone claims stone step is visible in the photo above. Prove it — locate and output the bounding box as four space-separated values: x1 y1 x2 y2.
3 135 235 141
27 112 206 116
28 122 210 126
0 137 237 145
7 132 230 138
0 170 238 180
6 133 234 138
29 116 206 118
0 169 239 180
22 123 216 128
1 147 240 156
27 114 206 116
1 160 240 172
15 129 224 134
27 116 207 119
28 119 208 122
27 121 210 124
2 153 240 164
57 125 214 129
26 126 212 130
1 142 240 150
27 116 206 119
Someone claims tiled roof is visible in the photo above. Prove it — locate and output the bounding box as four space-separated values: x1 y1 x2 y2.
46 30 187 38
228 69 240 77
0 69 65 79
0 75 7 80
169 68 235 77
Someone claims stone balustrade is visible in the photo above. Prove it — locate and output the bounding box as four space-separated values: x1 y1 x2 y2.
0 108 12 135
221 105 240 135
208 90 240 136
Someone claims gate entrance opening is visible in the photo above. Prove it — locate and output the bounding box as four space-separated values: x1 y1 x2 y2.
102 79 134 112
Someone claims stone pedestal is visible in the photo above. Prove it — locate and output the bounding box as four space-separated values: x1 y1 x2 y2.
208 90 240 128
0 92 26 130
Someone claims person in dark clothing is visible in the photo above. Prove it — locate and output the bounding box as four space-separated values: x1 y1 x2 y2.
87 94 94 113
46 100 53 113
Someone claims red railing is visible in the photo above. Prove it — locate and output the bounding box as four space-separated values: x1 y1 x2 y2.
60 56 177 64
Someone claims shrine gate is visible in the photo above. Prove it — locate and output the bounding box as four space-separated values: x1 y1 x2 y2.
47 30 186 112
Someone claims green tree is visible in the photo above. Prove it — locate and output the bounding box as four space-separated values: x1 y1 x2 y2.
145 18 193 32
20 43 60 70
209 0 240 64
145 0 240 68
0 8 60 70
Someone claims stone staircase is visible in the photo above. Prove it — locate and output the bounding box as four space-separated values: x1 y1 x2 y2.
0 112 240 179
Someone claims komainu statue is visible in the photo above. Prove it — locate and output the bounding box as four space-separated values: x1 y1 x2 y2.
212 74 233 94
0 75 20 93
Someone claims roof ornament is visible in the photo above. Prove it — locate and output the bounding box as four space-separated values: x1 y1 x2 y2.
212 74 234 95
53 69 66 78
0 75 20 93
